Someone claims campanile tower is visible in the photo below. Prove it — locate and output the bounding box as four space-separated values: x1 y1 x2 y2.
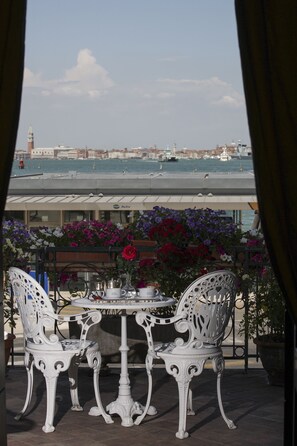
27 126 34 157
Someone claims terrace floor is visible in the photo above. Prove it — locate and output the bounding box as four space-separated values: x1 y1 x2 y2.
5 363 284 446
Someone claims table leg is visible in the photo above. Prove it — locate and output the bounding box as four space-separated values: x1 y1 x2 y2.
106 312 142 427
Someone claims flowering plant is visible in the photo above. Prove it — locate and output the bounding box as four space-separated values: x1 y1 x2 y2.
239 266 285 342
129 207 239 297
148 218 188 247
30 220 132 249
116 244 138 275
30 226 65 249
137 241 219 298
237 229 285 342
182 208 239 256
131 206 239 262
131 207 183 239
2 219 32 270
2 219 33 327
61 220 131 247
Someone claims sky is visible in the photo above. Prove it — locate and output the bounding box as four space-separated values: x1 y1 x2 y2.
16 0 250 151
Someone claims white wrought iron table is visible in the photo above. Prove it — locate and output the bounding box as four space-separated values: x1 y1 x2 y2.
72 295 175 427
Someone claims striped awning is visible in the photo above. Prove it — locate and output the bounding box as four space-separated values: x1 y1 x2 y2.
5 194 258 211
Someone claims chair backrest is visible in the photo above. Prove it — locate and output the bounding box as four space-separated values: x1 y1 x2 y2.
8 267 60 349
175 270 237 348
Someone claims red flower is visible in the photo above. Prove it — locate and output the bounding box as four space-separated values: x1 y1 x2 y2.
139 258 155 268
122 244 137 261
247 239 261 247
148 218 188 246
187 243 210 259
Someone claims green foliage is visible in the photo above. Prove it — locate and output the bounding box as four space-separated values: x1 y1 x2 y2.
239 266 285 341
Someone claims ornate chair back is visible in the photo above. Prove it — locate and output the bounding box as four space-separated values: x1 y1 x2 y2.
9 267 59 350
174 270 237 351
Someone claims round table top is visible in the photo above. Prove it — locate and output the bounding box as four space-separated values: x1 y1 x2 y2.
72 295 176 311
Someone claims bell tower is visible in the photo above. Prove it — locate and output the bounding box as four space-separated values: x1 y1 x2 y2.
27 126 34 157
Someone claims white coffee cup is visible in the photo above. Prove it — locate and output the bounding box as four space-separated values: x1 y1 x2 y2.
138 286 159 298
107 279 122 289
106 288 126 299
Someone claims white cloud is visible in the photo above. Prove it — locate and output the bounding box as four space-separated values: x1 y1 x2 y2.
23 68 43 87
212 95 243 107
154 76 244 108
23 49 114 99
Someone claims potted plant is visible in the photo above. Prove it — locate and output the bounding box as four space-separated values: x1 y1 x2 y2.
131 207 238 302
3 289 17 365
30 220 132 263
238 233 286 386
2 219 34 365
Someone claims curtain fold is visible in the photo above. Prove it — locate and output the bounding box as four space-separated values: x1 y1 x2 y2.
0 2 27 445
235 2 297 442
0 1 26 217
235 0 297 323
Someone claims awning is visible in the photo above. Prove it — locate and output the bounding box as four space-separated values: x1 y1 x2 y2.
5 194 258 211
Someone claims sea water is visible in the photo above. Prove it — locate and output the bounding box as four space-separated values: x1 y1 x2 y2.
11 157 255 230
12 157 253 176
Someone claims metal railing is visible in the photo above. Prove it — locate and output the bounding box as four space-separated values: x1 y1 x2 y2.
6 244 269 370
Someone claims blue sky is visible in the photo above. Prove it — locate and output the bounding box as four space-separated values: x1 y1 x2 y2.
16 0 250 151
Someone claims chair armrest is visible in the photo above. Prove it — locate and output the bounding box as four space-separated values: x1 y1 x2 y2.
135 311 186 357
44 310 102 351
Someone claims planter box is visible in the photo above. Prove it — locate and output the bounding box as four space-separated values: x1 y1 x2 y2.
132 240 157 259
254 336 285 386
53 251 111 263
45 250 116 273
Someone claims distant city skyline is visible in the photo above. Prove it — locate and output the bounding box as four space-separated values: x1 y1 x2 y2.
16 0 250 151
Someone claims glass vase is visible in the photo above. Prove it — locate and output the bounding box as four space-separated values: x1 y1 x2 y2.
122 272 136 298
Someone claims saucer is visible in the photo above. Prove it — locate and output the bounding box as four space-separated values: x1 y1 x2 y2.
136 293 159 300
102 295 121 300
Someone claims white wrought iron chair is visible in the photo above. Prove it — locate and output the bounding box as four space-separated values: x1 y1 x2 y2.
135 270 237 439
8 267 113 433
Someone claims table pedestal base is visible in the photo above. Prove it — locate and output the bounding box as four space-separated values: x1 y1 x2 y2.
107 398 142 427
89 311 157 426
89 401 157 427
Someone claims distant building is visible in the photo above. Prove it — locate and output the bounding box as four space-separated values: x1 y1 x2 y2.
27 126 34 156
31 147 56 159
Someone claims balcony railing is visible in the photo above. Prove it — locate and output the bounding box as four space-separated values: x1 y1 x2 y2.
5 244 270 370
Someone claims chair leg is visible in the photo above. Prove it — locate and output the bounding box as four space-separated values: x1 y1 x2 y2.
134 354 154 425
213 358 237 430
33 355 69 433
187 387 195 416
164 359 204 439
86 350 113 424
68 357 83 411
176 379 190 439
42 371 59 433
15 352 34 421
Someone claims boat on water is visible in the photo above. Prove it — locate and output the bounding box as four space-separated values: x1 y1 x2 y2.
159 144 179 162
219 147 231 162
231 142 252 160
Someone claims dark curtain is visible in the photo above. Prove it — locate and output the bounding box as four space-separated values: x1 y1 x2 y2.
0 1 27 445
235 1 297 444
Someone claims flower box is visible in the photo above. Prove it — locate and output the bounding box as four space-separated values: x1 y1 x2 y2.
132 240 157 259
54 251 111 264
